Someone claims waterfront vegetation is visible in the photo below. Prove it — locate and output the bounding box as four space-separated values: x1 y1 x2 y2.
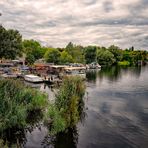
0 79 48 132
0 76 85 142
0 25 148 67
0 23 148 146
46 76 86 134
0 139 8 148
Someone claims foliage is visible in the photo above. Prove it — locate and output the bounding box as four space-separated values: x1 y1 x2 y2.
84 46 97 64
73 45 85 63
0 25 23 59
108 45 123 63
0 139 8 148
97 48 115 66
65 42 85 63
44 48 61 64
25 53 35 65
118 61 130 66
1 24 148 67
65 42 74 55
0 79 47 131
47 104 66 134
60 51 73 64
23 39 47 64
47 76 85 134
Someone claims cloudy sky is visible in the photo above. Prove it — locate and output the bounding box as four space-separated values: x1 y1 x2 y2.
0 0 148 49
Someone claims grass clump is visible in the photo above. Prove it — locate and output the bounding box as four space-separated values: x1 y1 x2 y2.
0 139 8 148
46 76 86 134
0 79 47 131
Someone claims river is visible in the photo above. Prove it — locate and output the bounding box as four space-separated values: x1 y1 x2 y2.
3 66 148 148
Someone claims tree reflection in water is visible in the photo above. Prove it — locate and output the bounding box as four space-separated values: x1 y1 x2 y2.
42 92 87 148
42 127 78 148
0 109 44 147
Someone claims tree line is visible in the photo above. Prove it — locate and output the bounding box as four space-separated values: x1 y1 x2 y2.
0 25 148 66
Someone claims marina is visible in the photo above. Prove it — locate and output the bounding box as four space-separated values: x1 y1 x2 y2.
0 60 101 84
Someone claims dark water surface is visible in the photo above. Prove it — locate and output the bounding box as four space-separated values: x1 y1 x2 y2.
3 66 148 148
77 66 148 148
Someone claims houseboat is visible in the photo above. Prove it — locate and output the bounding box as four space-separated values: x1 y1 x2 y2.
64 67 86 79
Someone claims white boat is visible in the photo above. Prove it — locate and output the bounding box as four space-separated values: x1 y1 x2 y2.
86 62 101 69
1 73 18 78
24 74 43 83
65 70 86 79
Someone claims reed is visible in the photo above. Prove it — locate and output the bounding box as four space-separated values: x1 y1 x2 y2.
0 79 47 131
47 76 86 134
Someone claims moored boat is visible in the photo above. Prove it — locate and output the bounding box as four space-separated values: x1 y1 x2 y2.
86 62 101 69
24 74 43 83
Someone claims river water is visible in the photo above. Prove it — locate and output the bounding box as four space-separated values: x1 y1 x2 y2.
3 66 148 148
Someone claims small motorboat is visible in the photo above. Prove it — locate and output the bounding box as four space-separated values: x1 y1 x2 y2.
24 74 43 83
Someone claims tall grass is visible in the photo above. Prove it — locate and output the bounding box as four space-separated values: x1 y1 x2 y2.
0 79 48 132
0 139 8 148
47 76 86 134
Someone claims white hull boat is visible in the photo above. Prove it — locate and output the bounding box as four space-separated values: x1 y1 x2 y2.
24 74 43 83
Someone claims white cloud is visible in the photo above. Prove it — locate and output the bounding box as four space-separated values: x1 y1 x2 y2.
0 0 148 49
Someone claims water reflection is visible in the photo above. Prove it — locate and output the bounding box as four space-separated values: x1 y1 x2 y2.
1 66 148 148
0 110 44 147
100 102 111 114
77 66 148 148
97 66 122 82
42 127 79 148
86 69 98 83
93 66 142 83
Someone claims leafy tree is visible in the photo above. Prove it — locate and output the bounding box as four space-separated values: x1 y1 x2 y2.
65 42 74 55
60 51 73 64
108 45 123 63
0 25 23 59
141 50 148 61
73 45 85 63
97 48 115 66
25 53 35 65
122 50 131 62
44 48 61 64
23 39 46 60
84 46 97 64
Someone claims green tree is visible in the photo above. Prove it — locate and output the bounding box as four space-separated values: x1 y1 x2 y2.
108 45 123 63
84 46 97 64
65 42 74 56
60 51 73 64
44 48 61 64
25 53 35 65
73 45 85 63
23 39 46 60
0 25 23 59
97 48 115 66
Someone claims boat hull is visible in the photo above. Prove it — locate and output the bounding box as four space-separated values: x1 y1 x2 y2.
24 75 43 83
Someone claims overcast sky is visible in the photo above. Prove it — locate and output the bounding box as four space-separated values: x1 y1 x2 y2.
0 0 148 49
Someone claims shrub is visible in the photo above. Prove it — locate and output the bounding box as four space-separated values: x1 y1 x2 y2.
0 79 47 131
118 61 130 66
47 76 85 134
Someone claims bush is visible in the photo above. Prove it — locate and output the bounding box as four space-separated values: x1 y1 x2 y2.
0 139 8 148
46 76 85 134
118 61 130 66
0 79 47 131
